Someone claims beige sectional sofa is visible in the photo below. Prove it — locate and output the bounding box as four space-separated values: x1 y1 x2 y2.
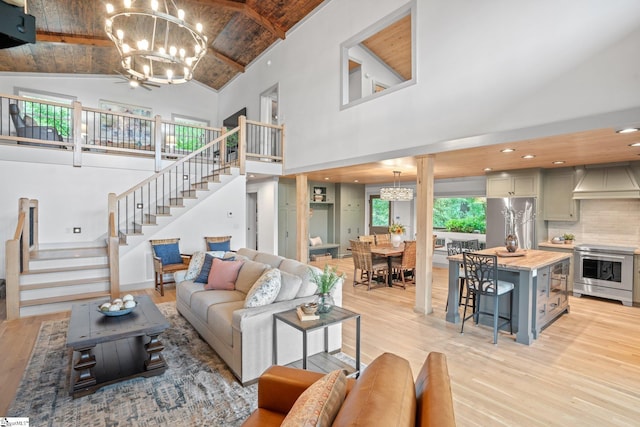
175 248 343 385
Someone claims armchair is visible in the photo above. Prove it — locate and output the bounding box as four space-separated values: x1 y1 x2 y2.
149 238 191 296
9 103 65 147
204 235 231 251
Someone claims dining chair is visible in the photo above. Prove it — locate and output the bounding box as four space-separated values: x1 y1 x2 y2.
149 238 191 296
350 239 388 291
391 240 416 288
358 235 376 244
461 252 514 344
374 233 391 245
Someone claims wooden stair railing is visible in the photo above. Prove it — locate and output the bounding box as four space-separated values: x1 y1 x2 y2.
5 198 38 320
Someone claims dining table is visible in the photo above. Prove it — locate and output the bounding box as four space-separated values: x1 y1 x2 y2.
370 244 404 286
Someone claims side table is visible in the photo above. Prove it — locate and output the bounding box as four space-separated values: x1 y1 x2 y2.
273 306 360 378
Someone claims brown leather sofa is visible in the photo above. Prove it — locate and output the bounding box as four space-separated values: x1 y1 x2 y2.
242 352 456 427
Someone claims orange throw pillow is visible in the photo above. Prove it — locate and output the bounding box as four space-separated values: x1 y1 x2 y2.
204 258 243 290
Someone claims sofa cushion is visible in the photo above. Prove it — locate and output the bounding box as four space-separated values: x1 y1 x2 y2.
176 279 206 307
205 258 244 290
280 259 321 298
253 253 285 268
245 268 282 308
281 369 346 427
191 289 246 322
236 248 259 260
194 252 232 283
207 300 244 347
275 270 303 302
153 243 183 265
332 352 416 427
235 259 269 294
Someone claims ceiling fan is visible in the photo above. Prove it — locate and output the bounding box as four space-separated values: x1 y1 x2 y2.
114 71 160 91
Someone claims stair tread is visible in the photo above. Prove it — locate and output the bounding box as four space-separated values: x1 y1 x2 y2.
22 264 109 275
30 247 107 260
21 291 111 307
21 276 111 291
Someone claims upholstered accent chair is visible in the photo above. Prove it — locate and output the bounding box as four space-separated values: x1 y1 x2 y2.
150 238 191 296
204 235 232 252
350 239 388 291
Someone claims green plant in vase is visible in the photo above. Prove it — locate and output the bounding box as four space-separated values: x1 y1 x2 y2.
309 264 346 313
562 233 575 244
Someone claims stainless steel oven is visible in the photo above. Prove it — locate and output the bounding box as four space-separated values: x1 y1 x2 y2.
574 244 635 306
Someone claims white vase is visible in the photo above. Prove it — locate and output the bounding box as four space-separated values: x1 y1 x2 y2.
391 233 403 248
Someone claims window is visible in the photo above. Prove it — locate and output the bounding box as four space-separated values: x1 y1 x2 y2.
433 197 486 233
16 88 75 138
172 114 209 152
370 195 390 234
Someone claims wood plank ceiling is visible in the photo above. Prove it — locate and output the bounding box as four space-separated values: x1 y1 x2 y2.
0 0 326 90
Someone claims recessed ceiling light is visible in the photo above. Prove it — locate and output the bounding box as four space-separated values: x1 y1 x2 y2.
483 167 493 172
500 148 515 153
629 142 640 147
248 174 255 178
324 177 330 180
552 161 566 165
354 179 359 183
522 154 535 159
617 128 639 134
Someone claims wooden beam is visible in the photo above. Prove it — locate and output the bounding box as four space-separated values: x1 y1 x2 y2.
296 175 309 264
415 155 435 314
211 49 245 72
191 0 286 39
36 31 112 47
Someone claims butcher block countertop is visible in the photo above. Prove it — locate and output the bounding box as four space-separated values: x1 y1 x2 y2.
447 247 571 271
538 241 576 250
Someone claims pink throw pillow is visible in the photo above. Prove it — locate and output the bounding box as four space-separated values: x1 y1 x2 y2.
204 258 243 290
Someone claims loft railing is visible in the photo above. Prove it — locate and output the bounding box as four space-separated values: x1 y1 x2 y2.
5 198 38 320
0 93 284 170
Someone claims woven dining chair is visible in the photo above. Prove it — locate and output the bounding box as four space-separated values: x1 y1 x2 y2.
358 235 376 244
350 239 388 291
391 240 416 289
374 233 391 245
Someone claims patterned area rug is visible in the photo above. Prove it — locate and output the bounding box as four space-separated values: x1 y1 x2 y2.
8 303 257 426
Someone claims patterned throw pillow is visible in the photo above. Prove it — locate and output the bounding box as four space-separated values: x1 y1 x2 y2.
204 258 244 290
153 243 183 265
194 252 232 283
281 369 347 427
244 268 282 308
184 251 205 280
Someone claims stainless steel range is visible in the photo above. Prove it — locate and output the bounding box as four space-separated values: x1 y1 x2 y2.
574 244 635 306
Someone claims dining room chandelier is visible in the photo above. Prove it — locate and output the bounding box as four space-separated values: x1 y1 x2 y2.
380 171 414 201
105 0 208 85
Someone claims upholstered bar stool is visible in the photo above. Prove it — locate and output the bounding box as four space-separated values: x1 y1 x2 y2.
461 252 514 344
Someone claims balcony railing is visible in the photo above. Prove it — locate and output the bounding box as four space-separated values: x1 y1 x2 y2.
0 93 284 171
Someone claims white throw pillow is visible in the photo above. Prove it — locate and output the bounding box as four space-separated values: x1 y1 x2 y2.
309 236 323 247
244 268 282 308
184 251 205 280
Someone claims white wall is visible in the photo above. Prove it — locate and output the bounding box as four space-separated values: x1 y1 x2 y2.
219 0 640 174
0 73 218 125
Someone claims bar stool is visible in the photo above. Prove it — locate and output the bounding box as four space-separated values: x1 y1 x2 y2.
445 242 474 311
461 252 514 344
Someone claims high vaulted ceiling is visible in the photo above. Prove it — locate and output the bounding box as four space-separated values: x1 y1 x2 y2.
0 0 327 90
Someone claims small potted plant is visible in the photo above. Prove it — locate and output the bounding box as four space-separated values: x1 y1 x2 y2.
309 264 345 313
562 233 575 244
389 222 406 247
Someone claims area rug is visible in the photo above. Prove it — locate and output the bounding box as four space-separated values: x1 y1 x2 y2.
8 303 257 427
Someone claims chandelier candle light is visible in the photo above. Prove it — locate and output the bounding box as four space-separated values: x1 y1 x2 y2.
105 0 208 85
380 171 414 201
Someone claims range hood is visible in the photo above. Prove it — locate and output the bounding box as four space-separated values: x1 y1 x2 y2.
573 166 640 199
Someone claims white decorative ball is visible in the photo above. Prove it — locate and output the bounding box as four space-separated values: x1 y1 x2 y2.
124 300 136 309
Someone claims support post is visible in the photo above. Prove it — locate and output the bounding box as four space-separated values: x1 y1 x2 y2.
296 174 309 263
239 115 246 175
108 193 120 298
154 115 163 172
6 239 20 320
415 155 435 314
72 101 83 167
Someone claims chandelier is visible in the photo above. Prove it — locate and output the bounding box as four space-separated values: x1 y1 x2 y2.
105 0 208 85
380 171 414 201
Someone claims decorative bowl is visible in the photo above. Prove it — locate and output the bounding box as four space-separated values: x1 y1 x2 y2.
300 302 318 315
97 301 137 317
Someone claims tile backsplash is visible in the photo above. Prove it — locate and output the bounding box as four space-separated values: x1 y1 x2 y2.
547 199 640 247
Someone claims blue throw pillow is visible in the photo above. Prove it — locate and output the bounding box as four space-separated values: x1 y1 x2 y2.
154 243 183 265
207 240 231 252
195 253 236 283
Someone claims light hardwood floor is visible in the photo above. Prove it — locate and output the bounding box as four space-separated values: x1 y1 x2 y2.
1 259 639 426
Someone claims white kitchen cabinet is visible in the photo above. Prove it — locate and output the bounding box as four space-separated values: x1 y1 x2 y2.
543 169 579 221
335 183 365 256
486 170 541 198
278 179 297 258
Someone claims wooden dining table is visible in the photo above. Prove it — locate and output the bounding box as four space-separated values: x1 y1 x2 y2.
370 244 404 286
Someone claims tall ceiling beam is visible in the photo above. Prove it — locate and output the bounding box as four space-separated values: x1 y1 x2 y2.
211 49 245 72
36 31 112 47
192 0 286 39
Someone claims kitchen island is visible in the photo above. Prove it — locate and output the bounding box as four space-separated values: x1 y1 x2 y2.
446 247 571 345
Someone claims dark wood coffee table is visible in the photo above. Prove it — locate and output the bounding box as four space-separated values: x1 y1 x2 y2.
66 295 170 398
